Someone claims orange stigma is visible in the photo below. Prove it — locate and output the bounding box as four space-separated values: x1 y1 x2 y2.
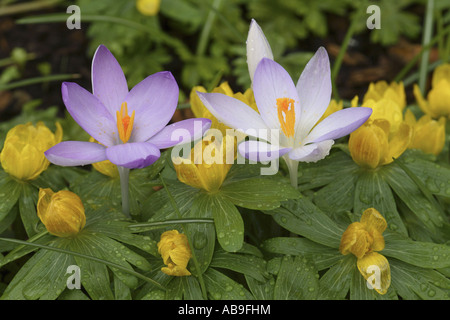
276 97 296 138
116 102 135 143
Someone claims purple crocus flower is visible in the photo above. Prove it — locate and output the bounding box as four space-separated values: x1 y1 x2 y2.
45 45 211 169
197 21 372 187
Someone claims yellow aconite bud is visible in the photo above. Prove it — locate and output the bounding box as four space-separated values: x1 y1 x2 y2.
404 109 446 156
0 122 62 180
89 137 119 178
349 119 412 169
136 0 161 16
157 230 191 276
37 188 86 237
414 64 450 119
190 82 258 137
173 135 234 193
340 208 390 295
363 81 406 111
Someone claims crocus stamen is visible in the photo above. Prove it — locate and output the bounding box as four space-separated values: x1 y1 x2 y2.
276 97 296 138
116 102 135 143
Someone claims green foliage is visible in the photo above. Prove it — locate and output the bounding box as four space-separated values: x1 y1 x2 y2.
0 0 449 302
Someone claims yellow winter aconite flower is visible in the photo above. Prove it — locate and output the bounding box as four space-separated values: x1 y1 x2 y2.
136 0 161 16
157 230 191 276
89 137 119 178
37 188 86 237
0 122 62 180
173 136 234 193
363 81 406 111
317 99 343 123
413 63 450 119
190 82 258 136
339 208 391 295
349 119 412 169
404 109 446 156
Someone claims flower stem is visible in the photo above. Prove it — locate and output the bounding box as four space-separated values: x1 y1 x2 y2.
118 166 131 218
283 155 299 189
419 0 435 94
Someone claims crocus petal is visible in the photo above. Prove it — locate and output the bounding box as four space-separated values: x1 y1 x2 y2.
238 140 291 162
147 118 212 149
61 82 117 147
106 142 161 169
253 58 300 142
197 92 269 140
295 47 332 137
125 71 179 142
305 107 372 144
288 140 334 162
45 141 107 166
246 19 274 83
91 45 129 116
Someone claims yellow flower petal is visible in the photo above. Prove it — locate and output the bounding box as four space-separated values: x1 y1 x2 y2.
427 79 450 118
136 0 161 16
385 122 412 165
357 252 391 295
413 84 434 117
37 188 86 237
339 222 372 259
348 123 387 169
157 230 192 277
0 122 61 180
360 208 387 234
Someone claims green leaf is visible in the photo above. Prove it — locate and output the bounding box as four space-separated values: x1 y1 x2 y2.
220 177 300 210
58 288 90 300
0 231 53 268
382 232 450 269
1 248 74 300
313 170 358 214
89 219 159 257
18 183 39 237
401 156 450 199
297 151 358 191
209 194 244 252
203 268 254 300
355 169 408 235
160 0 203 26
0 172 22 224
144 181 199 222
245 274 276 300
318 255 354 299
266 197 344 248
185 193 216 274
69 237 115 300
262 237 341 271
165 276 204 300
210 250 267 282
384 164 445 230
273 255 319 300
390 259 450 300
114 276 132 300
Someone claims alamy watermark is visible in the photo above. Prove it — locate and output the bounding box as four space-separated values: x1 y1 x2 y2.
66 5 81 30
367 5 381 30
66 265 81 290
366 265 382 291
